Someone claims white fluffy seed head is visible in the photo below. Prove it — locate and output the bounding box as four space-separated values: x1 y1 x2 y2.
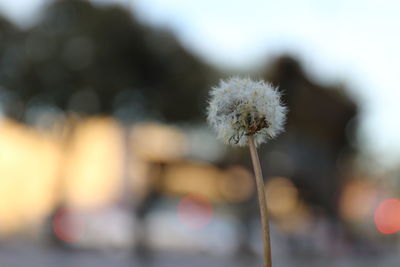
207 77 287 147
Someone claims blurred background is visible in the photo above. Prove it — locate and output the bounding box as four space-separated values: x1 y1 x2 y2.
0 0 400 266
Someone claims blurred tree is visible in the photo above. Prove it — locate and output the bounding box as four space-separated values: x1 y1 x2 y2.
0 0 215 124
0 15 26 119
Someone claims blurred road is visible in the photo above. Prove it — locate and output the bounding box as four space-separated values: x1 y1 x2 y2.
0 240 399 267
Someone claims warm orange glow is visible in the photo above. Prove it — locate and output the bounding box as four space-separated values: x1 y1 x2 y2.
162 163 256 203
0 117 126 236
265 177 311 232
163 162 222 201
374 198 400 235
266 177 299 218
0 119 62 234
339 180 378 221
218 165 254 202
64 118 123 210
130 123 187 162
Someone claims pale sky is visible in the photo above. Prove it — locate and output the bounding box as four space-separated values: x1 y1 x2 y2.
1 0 400 168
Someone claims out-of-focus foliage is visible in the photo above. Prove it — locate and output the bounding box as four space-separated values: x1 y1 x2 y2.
0 0 215 123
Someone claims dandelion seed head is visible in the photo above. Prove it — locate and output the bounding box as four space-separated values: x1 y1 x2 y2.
207 77 287 146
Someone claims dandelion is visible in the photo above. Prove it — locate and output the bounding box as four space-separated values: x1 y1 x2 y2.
207 77 286 147
207 77 287 267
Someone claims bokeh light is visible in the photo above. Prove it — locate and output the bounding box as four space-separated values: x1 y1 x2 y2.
266 177 299 218
339 180 379 222
218 165 254 203
177 194 214 229
163 162 221 201
63 117 123 210
131 123 187 162
0 118 62 235
374 198 400 235
52 208 85 243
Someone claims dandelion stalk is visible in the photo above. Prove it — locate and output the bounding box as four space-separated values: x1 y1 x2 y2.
207 77 287 267
248 135 272 267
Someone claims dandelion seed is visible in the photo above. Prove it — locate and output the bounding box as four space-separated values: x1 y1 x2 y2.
207 77 287 147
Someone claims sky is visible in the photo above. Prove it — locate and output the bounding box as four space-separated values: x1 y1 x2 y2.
1 0 400 168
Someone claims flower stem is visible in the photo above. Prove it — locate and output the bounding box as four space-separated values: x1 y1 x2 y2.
248 135 272 267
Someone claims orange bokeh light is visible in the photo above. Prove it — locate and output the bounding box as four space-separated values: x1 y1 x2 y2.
63 118 123 209
374 198 400 234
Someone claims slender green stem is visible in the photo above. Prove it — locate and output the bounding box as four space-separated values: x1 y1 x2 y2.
248 135 272 267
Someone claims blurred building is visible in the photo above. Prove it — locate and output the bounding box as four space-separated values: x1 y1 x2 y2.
264 56 358 218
